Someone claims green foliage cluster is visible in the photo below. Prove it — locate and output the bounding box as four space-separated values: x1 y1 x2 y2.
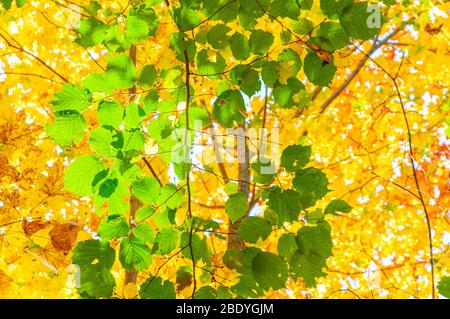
42 0 383 298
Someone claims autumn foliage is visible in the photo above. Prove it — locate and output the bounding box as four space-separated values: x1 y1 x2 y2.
0 0 449 299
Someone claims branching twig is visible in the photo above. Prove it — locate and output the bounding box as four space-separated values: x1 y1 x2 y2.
0 28 69 83
319 23 408 114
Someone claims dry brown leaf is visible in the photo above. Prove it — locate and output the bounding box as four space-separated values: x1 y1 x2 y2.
22 219 49 236
49 223 80 251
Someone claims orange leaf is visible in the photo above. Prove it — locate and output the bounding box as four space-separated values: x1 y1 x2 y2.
22 219 49 236
49 223 80 251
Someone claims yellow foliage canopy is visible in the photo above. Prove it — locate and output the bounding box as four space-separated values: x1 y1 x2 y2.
0 0 449 299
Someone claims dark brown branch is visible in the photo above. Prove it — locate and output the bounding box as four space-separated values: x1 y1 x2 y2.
182 47 197 298
142 157 162 186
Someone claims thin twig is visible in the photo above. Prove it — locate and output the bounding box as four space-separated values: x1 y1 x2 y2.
319 23 408 114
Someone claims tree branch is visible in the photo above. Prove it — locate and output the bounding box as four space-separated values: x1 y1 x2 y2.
319 24 406 114
0 28 69 83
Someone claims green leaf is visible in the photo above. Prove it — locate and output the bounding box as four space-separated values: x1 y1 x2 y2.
173 160 192 180
106 178 130 215
138 65 158 88
213 90 246 127
195 49 226 77
297 222 332 259
290 250 327 287
314 22 350 51
251 158 276 184
273 85 291 108
148 116 173 140
224 247 261 275
115 159 141 183
133 223 155 244
103 24 131 52
126 15 149 42
340 2 382 40
157 184 183 209
98 178 118 198
64 155 103 196
300 0 313 9
72 240 116 269
180 232 211 263
0 0 13 9
277 48 302 77
210 0 238 22
207 24 231 49
83 72 115 94
98 215 130 241
249 30 274 55
267 188 303 224
234 274 265 298
264 208 279 226
304 52 337 87
238 217 272 243
89 127 117 157
153 227 179 255
324 199 352 215
135 206 155 223
124 102 144 129
180 106 211 128
106 54 137 89
238 1 263 30
438 276 450 298
78 266 115 299
194 286 217 299
306 209 325 223
122 129 145 152
169 32 196 62
291 18 314 35
142 89 159 113
320 0 353 18
269 0 300 19
155 208 176 227
272 77 305 109
140 276 176 299
252 252 288 290
131 177 161 203
277 233 298 260
97 101 123 129
75 19 108 48
174 6 201 30
136 5 159 36
230 65 261 97
216 286 233 299
230 32 250 61
224 182 239 195
225 192 248 223
45 110 86 146
281 144 311 172
293 167 330 208
119 236 152 271
261 61 279 87
51 84 92 112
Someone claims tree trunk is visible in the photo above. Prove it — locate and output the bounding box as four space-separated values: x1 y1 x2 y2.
227 123 250 250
